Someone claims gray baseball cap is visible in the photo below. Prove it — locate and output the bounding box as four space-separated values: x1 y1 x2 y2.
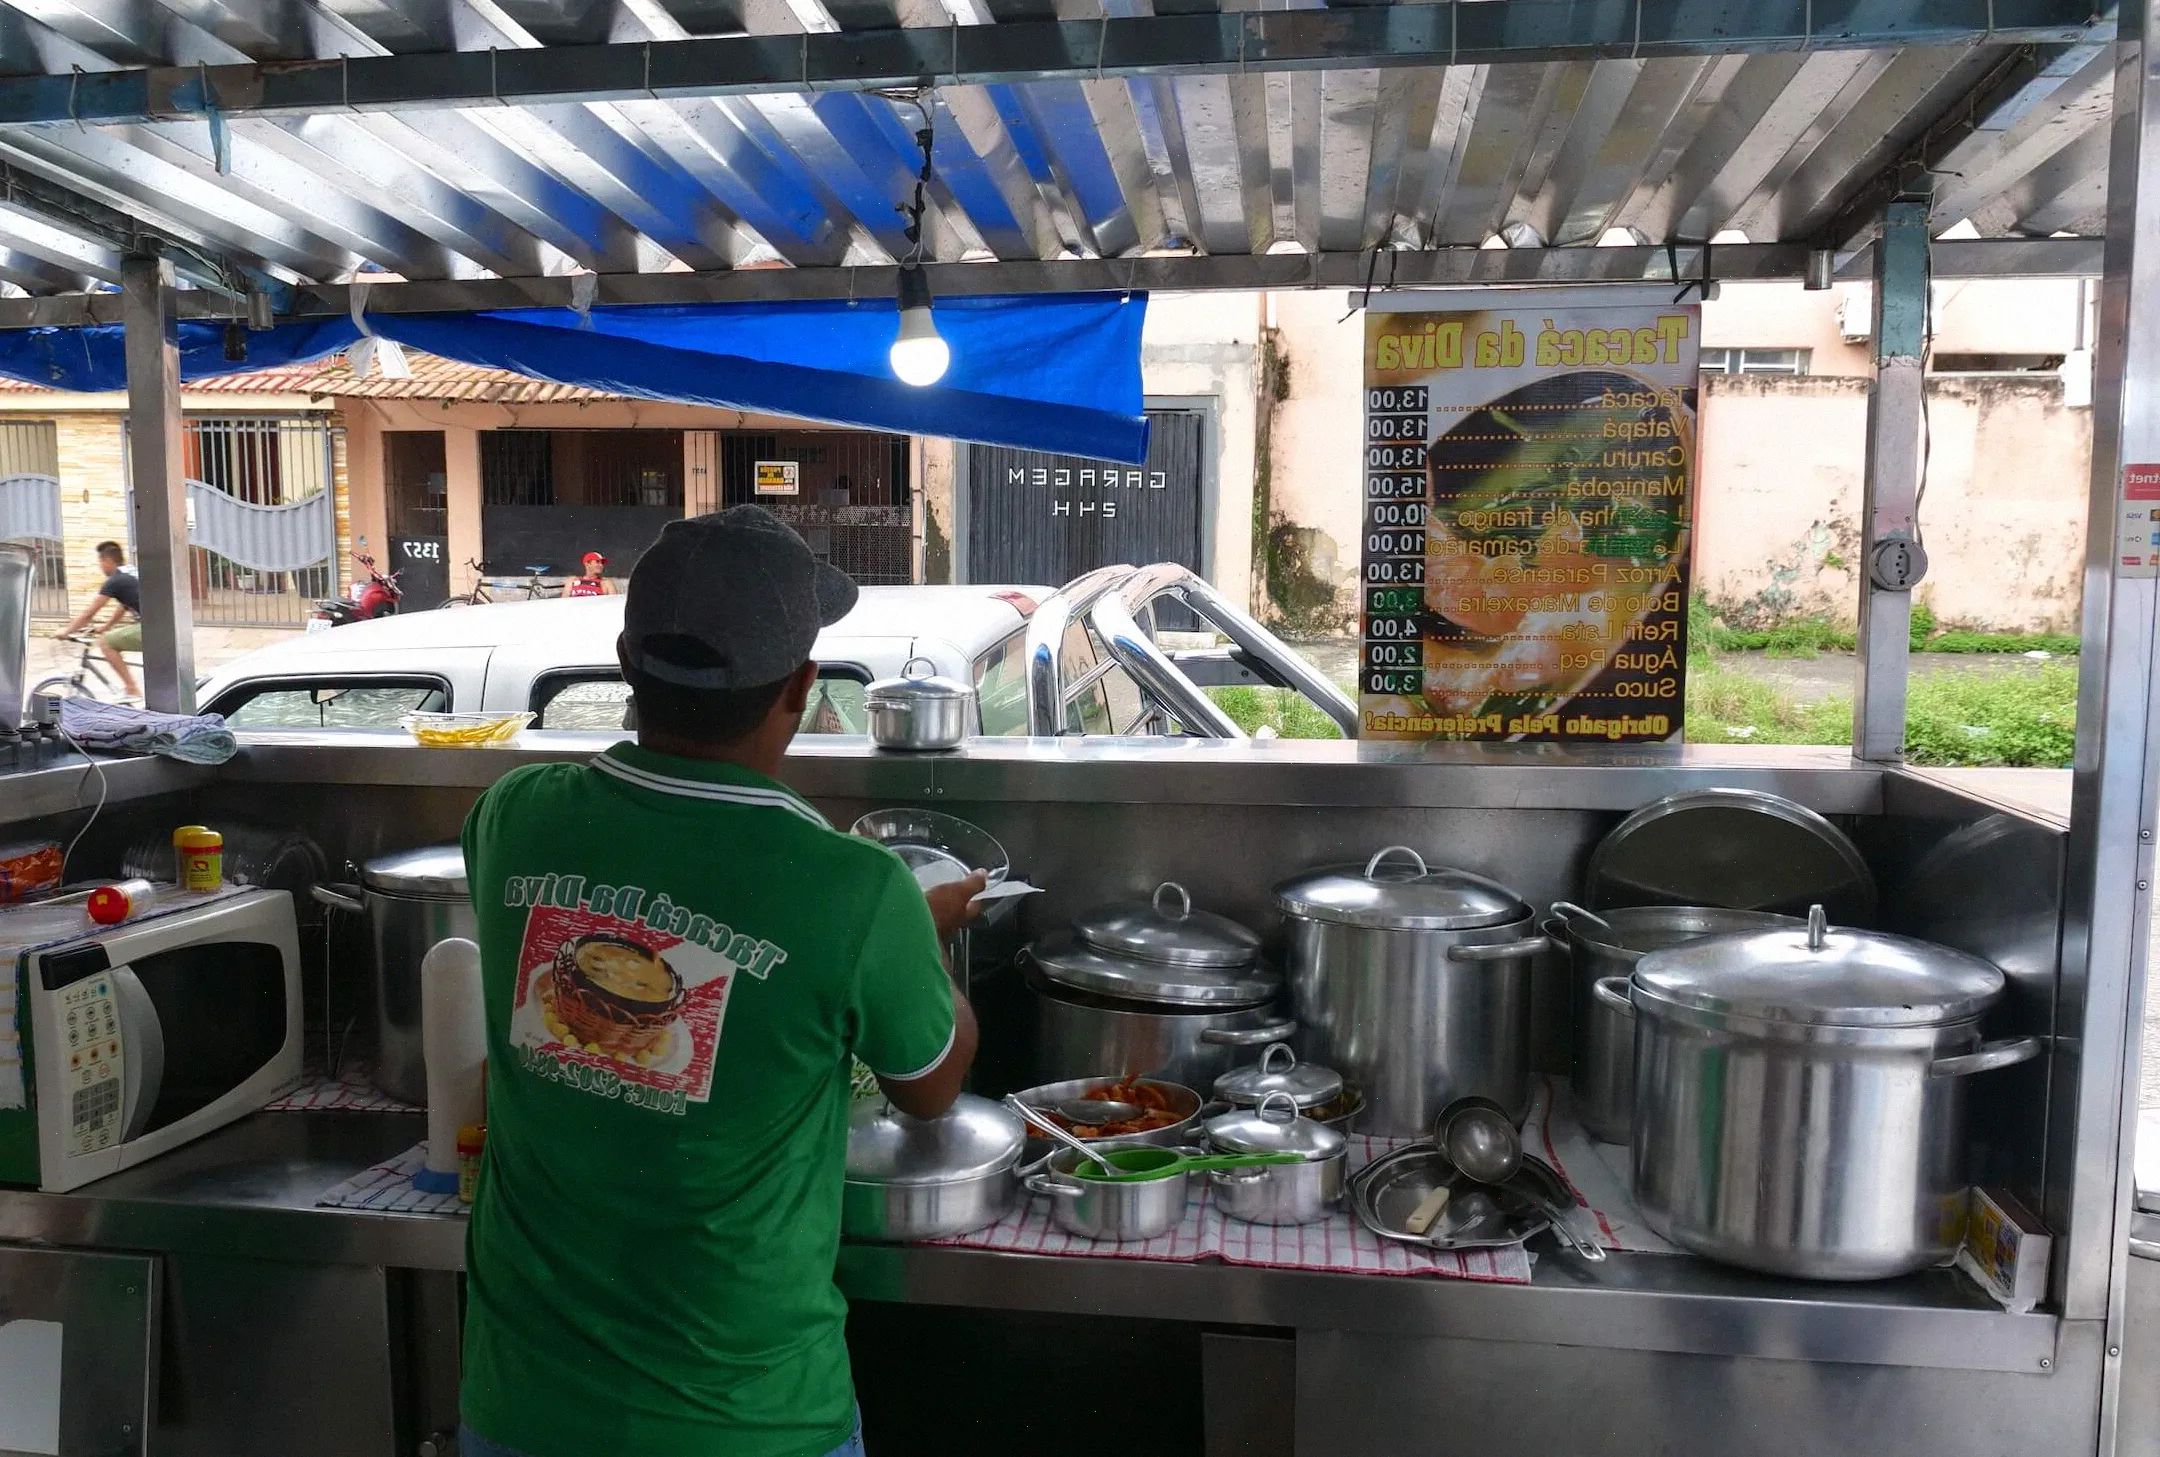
622 506 859 690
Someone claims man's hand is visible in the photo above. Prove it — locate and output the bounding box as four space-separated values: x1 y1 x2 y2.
924 870 989 939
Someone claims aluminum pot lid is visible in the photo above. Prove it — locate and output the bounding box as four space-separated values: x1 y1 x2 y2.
845 1093 1024 1185
1584 788 1877 924
1212 1043 1343 1108
359 844 468 899
1631 906 2007 1028
1205 1092 1344 1160
865 655 975 706
1027 929 1280 1008
1073 881 1261 969
1272 846 1527 931
1553 903 1803 959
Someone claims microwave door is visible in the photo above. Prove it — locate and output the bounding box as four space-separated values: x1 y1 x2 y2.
107 967 165 1142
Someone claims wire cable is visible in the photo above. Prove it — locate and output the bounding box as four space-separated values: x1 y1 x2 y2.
54 722 110 881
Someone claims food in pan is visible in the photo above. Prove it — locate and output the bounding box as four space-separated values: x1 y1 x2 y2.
1025 1076 1186 1138
1416 369 1692 724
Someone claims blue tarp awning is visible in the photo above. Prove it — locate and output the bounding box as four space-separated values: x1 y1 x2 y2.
0 293 1151 464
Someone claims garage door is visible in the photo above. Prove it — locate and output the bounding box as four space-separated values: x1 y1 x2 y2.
963 409 1205 588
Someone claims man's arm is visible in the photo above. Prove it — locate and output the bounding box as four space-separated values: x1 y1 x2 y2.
854 863 983 1122
57 594 111 636
876 990 977 1119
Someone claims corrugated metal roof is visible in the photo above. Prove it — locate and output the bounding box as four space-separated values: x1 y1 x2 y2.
0 2 2114 300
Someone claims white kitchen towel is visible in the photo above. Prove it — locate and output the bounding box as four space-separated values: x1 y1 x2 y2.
314 1141 467 1216
1520 1076 1682 1255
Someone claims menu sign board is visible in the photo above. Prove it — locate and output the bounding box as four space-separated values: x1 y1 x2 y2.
1360 296 1700 743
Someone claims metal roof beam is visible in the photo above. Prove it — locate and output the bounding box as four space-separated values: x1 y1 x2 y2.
0 1 2102 126
0 234 2098 327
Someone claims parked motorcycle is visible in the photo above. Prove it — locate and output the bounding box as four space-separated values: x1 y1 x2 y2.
310 551 403 630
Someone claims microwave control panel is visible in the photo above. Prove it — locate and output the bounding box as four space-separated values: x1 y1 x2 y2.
56 974 123 1156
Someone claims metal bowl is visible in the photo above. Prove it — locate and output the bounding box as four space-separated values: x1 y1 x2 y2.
1008 1075 1205 1165
850 809 1010 888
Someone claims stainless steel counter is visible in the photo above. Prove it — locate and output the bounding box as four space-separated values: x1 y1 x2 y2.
0 1108 2057 1377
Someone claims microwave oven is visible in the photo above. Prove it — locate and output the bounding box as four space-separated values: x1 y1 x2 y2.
0 887 302 1192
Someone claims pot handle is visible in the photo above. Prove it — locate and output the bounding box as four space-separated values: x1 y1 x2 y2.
310 882 364 914
1024 1172 1084 1199
1550 900 1614 935
1930 1036 2045 1079
1152 882 1193 922
1363 845 1428 881
1446 935 1550 963
1592 975 1635 1017
1201 1019 1299 1047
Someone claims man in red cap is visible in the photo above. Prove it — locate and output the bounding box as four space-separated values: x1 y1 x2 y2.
564 551 611 597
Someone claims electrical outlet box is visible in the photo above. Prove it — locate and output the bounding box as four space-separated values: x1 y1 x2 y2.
1869 533 1929 591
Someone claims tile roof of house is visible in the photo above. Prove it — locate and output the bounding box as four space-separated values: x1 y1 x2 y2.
0 351 626 402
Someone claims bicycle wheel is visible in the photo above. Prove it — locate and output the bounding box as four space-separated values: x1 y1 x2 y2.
30 674 100 703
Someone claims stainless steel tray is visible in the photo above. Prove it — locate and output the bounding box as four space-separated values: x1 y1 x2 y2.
1350 1142 1555 1253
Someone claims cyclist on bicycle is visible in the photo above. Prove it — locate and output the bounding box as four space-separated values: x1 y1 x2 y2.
55 540 142 701
564 551 611 598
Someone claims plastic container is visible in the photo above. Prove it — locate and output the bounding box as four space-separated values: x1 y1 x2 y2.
173 826 224 893
402 711 534 748
457 1124 486 1203
86 878 156 925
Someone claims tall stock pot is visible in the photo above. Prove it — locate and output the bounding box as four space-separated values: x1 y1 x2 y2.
1273 848 1548 1136
1549 903 1800 1145
311 845 473 1105
1609 906 2044 1280
1023 882 1294 1087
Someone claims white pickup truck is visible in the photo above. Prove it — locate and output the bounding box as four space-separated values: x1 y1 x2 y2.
195 563 1358 740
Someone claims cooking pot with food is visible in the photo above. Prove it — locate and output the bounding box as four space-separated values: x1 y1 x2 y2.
310 845 473 1105
1025 883 1294 1088
1275 847 1547 1136
1616 906 2044 1280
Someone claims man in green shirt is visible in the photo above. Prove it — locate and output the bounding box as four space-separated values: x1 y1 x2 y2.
458 507 983 1457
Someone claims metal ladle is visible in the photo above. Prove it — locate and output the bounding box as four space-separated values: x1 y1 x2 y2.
1050 1097 1147 1125
1441 1101 1608 1262
1003 1094 1113 1178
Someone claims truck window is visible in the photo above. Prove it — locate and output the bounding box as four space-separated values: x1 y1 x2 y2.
531 668 871 733
211 678 449 728
973 633 1029 736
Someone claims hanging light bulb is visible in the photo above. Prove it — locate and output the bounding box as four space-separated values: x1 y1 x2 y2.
889 262 949 387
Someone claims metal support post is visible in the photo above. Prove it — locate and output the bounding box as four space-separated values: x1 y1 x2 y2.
1851 191 1931 762
121 253 194 713
2066 11 2160 1448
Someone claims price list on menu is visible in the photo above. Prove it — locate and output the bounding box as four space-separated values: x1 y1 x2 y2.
1362 384 1429 699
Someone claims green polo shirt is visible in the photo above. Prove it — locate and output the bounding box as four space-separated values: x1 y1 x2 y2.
458 743 956 1457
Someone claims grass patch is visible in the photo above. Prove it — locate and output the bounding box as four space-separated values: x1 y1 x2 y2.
1208 685 1345 739
1925 630 2079 656
1690 591 2078 659
1685 657 2076 766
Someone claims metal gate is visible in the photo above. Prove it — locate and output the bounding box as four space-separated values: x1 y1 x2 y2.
127 417 339 627
689 428 913 586
128 417 340 626
962 409 1206 591
0 421 63 616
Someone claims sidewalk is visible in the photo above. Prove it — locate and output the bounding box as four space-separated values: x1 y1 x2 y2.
24 624 294 692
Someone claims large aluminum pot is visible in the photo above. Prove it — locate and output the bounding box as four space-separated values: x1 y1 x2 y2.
1022 920 1294 1088
1274 847 1548 1136
1549 903 1800 1145
843 1094 1025 1241
1615 906 2044 1280
311 845 472 1105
